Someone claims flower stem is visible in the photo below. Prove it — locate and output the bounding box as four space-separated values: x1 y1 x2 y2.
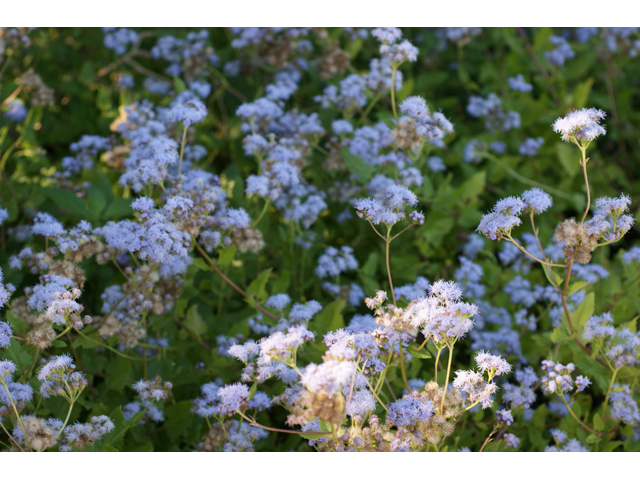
385 228 396 305
579 152 591 224
54 400 75 440
0 380 32 451
602 368 619 419
559 393 598 435
177 124 188 177
399 343 410 393
440 344 454 414
390 67 398 120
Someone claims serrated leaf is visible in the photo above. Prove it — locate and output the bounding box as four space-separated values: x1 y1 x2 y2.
543 264 564 289
567 281 590 297
4 340 33 371
319 420 333 432
572 292 595 335
246 269 271 302
550 326 571 343
409 349 432 359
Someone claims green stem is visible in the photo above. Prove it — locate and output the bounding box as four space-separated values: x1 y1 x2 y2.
0 418 24 452
74 328 152 361
385 228 396 305
54 400 75 440
559 393 598 435
399 344 410 393
390 67 398 120
93 263 159 331
579 150 590 224
440 344 454 414
0 380 31 451
177 125 188 177
602 368 619 419
252 199 270 227
506 235 566 268
434 347 443 382
54 326 72 340
482 152 572 200
361 93 382 122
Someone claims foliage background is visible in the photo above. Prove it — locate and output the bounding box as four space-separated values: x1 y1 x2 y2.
1 27 640 451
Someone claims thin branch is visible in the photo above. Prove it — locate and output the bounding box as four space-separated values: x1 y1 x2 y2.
194 242 280 322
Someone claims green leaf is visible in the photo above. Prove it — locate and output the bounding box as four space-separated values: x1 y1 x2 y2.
408 348 432 359
87 187 107 219
593 412 605 431
396 77 414 102
218 245 236 267
248 382 258 400
567 281 590 297
422 217 455 248
319 420 333 432
164 401 194 442
572 292 595 334
175 298 188 318
585 433 600 445
91 406 127 452
103 198 134 219
246 269 272 302
556 143 580 178
573 78 594 109
4 340 33 371
550 326 571 343
43 188 88 217
542 264 564 289
191 258 209 271
172 76 188 93
603 441 623 452
361 252 379 277
455 171 486 202
314 300 345 332
341 147 375 182
184 304 207 337
105 355 132 392
345 37 363 58
51 339 67 348
72 333 100 349
129 442 154 452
